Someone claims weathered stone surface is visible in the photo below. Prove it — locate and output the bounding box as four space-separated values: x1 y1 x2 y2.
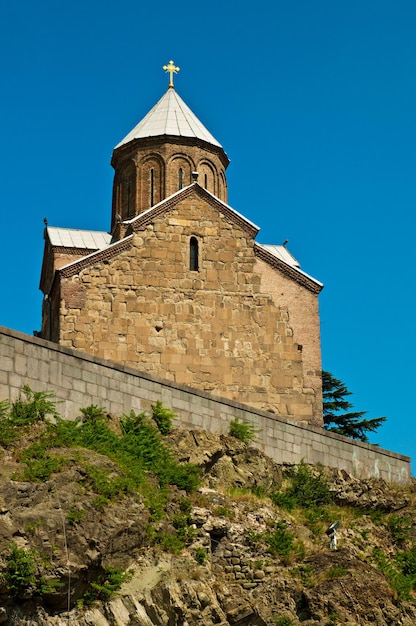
1 424 416 625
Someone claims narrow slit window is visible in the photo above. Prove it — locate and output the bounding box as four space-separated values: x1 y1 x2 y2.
190 237 199 271
126 177 131 217
178 167 183 190
204 173 208 189
150 168 154 206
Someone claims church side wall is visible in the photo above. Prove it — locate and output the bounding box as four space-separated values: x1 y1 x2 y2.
255 257 323 420
0 326 411 485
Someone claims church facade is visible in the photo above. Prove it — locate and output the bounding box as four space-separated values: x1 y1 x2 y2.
39 63 324 425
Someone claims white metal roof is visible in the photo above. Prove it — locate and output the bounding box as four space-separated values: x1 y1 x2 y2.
259 244 323 287
260 244 300 268
115 88 223 149
47 227 111 250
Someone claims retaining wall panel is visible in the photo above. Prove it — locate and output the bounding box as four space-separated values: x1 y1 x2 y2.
0 326 411 485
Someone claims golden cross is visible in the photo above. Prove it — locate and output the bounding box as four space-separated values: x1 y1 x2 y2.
163 60 180 88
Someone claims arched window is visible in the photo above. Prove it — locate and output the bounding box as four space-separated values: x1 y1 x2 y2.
121 165 136 218
190 237 199 271
178 167 183 190
150 168 155 206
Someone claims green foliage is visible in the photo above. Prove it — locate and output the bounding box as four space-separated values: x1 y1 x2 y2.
271 462 331 511
2 390 202 558
152 400 175 435
213 505 235 518
266 522 294 558
0 387 59 448
387 514 413 545
91 566 131 598
172 499 196 545
5 543 37 594
244 528 264 549
274 617 296 626
289 564 315 588
10 385 59 426
302 505 332 536
67 507 86 526
322 371 386 442
229 417 260 444
80 404 107 423
5 542 61 597
82 566 133 604
325 565 349 579
15 443 67 481
400 544 416 577
195 547 208 564
0 400 19 447
373 547 416 600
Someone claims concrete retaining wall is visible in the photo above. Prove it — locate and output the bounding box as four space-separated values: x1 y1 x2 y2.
0 326 411 485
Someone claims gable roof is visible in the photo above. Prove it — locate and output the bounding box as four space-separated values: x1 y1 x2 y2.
115 88 223 149
124 182 259 236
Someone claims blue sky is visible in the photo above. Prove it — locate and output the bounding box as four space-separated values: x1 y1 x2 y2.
1 1 415 469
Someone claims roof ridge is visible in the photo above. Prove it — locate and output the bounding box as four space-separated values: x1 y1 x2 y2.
126 183 259 237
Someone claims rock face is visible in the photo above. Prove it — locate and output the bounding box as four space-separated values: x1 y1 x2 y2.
0 428 415 626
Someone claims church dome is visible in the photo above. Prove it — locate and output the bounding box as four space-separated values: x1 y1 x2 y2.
110 62 229 229
115 87 223 150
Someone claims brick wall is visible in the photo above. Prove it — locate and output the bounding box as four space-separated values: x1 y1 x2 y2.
0 326 410 485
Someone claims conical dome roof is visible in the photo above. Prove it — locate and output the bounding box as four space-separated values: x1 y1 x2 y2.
115 88 222 149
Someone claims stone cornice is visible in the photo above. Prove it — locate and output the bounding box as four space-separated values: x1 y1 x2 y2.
254 243 323 294
58 236 134 278
111 134 230 169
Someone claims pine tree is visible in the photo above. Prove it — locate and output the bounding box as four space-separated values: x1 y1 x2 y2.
322 370 386 443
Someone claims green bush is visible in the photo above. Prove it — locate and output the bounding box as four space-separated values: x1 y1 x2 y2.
400 545 416 577
0 387 59 448
82 566 133 604
271 462 331 510
10 386 59 425
4 543 61 597
373 547 416 599
152 400 175 435
5 543 37 594
266 522 294 558
0 399 18 447
195 547 208 564
387 514 412 545
229 418 260 444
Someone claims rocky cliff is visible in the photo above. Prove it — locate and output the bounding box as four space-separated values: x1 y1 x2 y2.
0 392 415 626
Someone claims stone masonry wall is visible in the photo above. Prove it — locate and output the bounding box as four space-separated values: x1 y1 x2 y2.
0 326 410 485
55 195 321 424
256 257 323 417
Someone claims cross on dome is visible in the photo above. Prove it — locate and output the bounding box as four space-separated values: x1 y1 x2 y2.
163 60 180 88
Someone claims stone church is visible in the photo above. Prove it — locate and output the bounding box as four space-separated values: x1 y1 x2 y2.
39 62 324 425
